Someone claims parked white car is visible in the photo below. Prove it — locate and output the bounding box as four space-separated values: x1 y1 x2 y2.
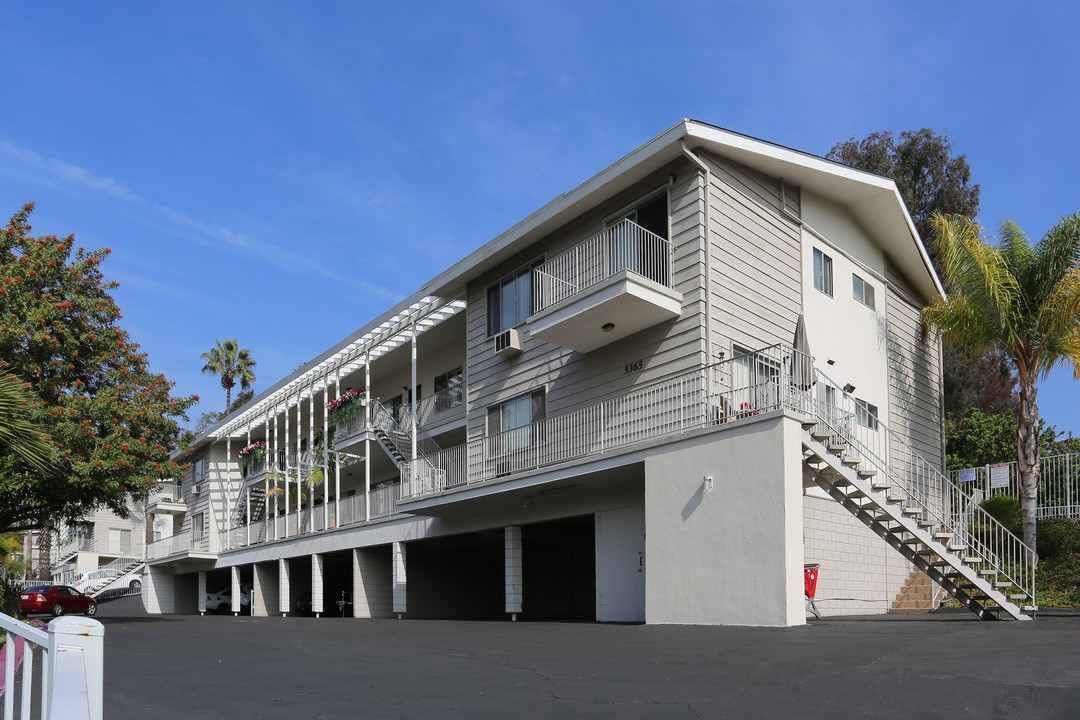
206 584 251 614
73 568 142 595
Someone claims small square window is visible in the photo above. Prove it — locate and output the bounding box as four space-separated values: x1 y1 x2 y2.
853 274 876 310
813 248 833 297
856 400 878 430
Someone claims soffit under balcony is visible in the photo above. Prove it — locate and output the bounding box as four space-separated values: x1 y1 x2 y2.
528 271 682 353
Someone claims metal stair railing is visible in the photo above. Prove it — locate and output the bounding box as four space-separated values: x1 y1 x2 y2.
807 367 1036 607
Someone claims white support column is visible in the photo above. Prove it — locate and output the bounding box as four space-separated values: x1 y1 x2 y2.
334 373 342 525
284 399 291 535
279 558 291 617
46 616 104 720
364 354 371 522
411 323 417 465
224 436 232 551
198 571 207 615
245 425 252 546
312 553 324 618
393 541 407 618
230 566 241 616
307 383 314 532
321 373 329 530
505 526 523 621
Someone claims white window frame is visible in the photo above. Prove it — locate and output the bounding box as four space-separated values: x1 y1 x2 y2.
855 399 879 430
852 273 876 310
813 248 833 297
487 259 543 337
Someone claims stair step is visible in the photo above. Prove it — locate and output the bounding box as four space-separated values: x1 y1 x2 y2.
1008 594 1029 602
902 536 925 546
933 531 953 541
801 420 818 431
902 507 922 517
887 493 907 504
827 445 847 456
858 468 878 479
871 479 890 491
810 431 831 442
918 520 936 529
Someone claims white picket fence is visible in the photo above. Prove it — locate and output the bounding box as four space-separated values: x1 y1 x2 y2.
948 452 1080 519
0 613 103 720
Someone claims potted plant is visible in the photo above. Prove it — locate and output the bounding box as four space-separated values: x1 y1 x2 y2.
326 389 366 425
237 440 267 469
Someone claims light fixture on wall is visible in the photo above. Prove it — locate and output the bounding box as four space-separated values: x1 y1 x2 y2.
843 383 856 394
703 476 714 492
602 322 615 333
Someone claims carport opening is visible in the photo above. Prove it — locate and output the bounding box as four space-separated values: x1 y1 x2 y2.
407 529 504 619
321 550 354 617
523 515 595 621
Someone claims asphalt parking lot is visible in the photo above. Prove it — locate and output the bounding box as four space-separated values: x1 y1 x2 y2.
96 597 1080 719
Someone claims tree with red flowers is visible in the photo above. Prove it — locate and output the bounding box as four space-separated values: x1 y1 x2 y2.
0 203 198 540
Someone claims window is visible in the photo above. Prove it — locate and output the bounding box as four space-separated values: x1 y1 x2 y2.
852 274 875 310
434 367 463 412
856 400 878 430
390 385 421 424
191 455 206 488
731 347 780 414
192 513 206 540
813 248 833 296
487 389 546 435
608 193 671 283
488 260 542 336
108 528 132 555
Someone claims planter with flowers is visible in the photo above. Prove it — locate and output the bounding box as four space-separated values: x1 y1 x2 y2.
327 389 366 429
237 440 267 473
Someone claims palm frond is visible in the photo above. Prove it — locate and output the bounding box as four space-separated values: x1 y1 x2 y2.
1032 212 1080 309
0 373 56 472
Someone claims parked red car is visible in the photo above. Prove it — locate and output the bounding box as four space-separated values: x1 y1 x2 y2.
20 585 98 617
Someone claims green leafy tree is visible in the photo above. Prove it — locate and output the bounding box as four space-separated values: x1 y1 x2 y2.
923 212 1080 553
942 346 1016 419
0 203 198 538
827 129 981 268
200 339 257 413
945 410 1017 470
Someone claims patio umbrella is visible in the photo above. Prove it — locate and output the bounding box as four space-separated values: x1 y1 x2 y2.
792 314 814 391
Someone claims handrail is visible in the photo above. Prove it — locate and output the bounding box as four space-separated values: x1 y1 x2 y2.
1 612 104 720
809 366 1036 605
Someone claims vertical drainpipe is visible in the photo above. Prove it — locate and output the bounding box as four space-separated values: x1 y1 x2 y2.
364 352 371 522
680 139 714 367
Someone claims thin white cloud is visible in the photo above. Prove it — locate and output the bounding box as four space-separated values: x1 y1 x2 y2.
0 139 402 302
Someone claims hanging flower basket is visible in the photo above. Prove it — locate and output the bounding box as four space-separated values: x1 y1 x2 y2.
237 440 267 468
327 389 366 425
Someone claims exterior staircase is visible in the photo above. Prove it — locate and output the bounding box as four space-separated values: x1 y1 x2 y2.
890 569 939 614
801 411 1035 621
90 556 145 599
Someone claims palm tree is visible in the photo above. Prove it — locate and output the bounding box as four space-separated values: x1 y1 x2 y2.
0 372 55 472
200 339 258 414
922 212 1080 554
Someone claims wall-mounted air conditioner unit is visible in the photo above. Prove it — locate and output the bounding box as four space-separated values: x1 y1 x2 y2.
191 484 201 495
494 328 523 357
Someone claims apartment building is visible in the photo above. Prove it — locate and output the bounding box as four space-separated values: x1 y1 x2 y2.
144 120 1035 625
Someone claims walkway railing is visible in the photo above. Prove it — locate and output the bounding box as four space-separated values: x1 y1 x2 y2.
533 219 673 313
949 453 1080 519
0 613 103 720
401 344 814 497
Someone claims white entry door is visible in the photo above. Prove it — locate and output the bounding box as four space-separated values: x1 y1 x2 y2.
595 505 645 622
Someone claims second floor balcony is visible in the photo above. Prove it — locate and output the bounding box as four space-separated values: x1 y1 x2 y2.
529 219 683 353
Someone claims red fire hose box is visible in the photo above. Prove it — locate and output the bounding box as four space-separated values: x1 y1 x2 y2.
804 563 820 599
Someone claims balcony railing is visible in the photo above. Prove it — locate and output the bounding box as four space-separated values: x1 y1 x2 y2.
218 484 403 552
146 530 209 561
150 483 182 502
412 387 465 426
532 219 673 314
401 345 815 498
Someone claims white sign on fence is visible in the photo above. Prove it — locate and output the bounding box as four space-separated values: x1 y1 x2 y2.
990 463 1011 489
958 467 977 483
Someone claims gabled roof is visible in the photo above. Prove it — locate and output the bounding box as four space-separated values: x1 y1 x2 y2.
424 119 944 303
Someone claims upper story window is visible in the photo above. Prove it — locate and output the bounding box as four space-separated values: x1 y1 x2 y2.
852 274 876 310
855 400 879 430
813 248 833 297
487 389 546 436
192 512 205 540
434 367 463 412
488 260 542 336
190 455 206 489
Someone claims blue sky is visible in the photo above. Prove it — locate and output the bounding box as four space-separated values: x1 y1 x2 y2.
1 2 1078 437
